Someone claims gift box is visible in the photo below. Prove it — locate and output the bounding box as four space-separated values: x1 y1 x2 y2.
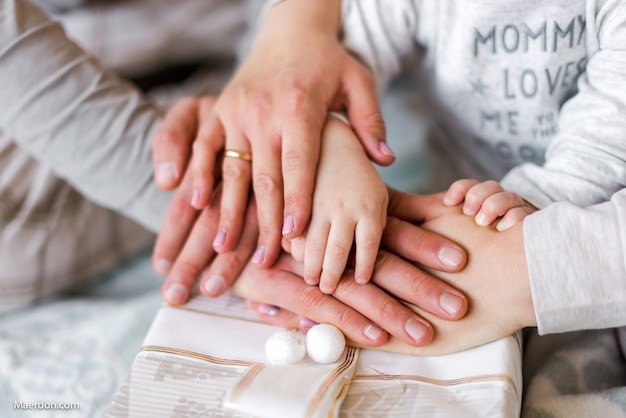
106 292 522 418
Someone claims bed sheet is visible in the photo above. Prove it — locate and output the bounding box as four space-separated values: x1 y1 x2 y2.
0 250 163 417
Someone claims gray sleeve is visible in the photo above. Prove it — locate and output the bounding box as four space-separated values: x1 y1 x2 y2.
0 0 169 233
341 0 419 93
501 2 626 209
524 189 626 334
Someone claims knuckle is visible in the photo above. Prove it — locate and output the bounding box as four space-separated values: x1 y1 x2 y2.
282 82 309 116
284 190 312 212
153 129 179 151
332 305 356 330
191 139 207 156
176 261 203 284
297 285 325 312
407 275 437 300
306 238 327 255
247 91 272 122
222 162 248 182
170 196 197 221
484 180 502 191
358 234 380 252
378 299 402 323
253 172 280 195
327 242 350 258
282 149 308 172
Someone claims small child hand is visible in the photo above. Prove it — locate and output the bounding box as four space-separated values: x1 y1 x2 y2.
443 179 536 231
302 116 388 294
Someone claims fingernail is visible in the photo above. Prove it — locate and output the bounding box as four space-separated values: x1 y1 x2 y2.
258 304 280 316
191 189 201 208
251 245 265 264
496 219 512 231
440 292 464 316
405 317 429 342
304 276 319 286
164 283 188 305
156 162 177 185
155 258 172 275
300 317 318 329
364 324 383 341
438 246 463 268
213 228 226 248
475 213 488 226
378 141 395 157
282 214 294 236
320 283 335 294
203 274 225 296
355 275 369 285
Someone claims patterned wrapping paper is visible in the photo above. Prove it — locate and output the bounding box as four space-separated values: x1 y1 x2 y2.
106 293 522 418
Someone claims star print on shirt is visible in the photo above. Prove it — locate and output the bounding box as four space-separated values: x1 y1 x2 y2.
470 77 489 96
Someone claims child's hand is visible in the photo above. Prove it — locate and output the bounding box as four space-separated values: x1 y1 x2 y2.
443 179 536 231
298 116 388 294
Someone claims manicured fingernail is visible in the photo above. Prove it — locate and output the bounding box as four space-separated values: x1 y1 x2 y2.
378 141 395 157
405 317 429 342
251 245 265 264
440 293 464 316
203 274 225 296
156 162 177 185
164 283 188 305
438 246 463 268
282 214 294 236
300 317 318 329
364 324 383 341
258 304 280 316
190 189 201 208
155 258 172 275
213 228 226 248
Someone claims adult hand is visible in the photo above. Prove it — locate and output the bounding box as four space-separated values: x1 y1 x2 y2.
247 193 537 355
163 0 393 272
150 97 256 304
239 192 475 349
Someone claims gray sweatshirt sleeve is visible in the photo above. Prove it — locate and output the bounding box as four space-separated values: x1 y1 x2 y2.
341 0 418 93
501 1 626 208
525 188 626 334
0 0 169 233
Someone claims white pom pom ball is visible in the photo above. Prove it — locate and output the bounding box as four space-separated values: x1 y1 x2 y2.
306 324 346 364
265 329 306 365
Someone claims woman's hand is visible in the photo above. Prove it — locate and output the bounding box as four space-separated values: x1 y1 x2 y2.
156 0 392 274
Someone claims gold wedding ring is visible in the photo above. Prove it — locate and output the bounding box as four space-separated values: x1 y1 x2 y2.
224 149 253 162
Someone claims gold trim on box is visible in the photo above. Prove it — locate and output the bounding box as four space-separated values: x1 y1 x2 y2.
352 372 518 398
224 364 266 410
304 346 358 418
225 346 359 418
175 304 266 325
140 345 262 368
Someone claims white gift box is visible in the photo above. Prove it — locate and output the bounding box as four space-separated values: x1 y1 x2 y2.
106 293 522 418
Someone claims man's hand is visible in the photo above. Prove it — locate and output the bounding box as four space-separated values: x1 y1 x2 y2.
245 194 536 355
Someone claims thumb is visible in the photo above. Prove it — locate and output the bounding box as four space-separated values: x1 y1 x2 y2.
343 62 393 166
152 98 200 190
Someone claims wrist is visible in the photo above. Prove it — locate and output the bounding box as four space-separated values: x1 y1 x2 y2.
262 0 341 38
